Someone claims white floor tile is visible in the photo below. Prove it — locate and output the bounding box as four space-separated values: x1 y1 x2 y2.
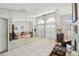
0 37 55 56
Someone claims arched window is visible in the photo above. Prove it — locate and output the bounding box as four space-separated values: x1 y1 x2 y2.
46 17 55 23
38 19 44 24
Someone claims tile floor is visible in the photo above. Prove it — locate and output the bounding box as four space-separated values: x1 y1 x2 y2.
9 37 39 50
0 37 55 56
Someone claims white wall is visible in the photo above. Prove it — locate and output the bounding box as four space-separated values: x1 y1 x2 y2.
0 9 13 33
0 8 34 33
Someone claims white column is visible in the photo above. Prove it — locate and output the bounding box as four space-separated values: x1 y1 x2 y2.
33 17 36 38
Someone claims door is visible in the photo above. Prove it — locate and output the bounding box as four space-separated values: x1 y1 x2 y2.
37 25 44 37
0 18 8 52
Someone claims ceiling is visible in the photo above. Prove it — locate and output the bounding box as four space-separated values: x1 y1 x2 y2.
0 3 72 16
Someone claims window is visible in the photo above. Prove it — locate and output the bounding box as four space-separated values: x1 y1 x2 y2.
46 18 55 23
38 19 44 24
67 14 73 37
38 25 44 28
67 14 72 23
46 24 55 28
67 14 72 31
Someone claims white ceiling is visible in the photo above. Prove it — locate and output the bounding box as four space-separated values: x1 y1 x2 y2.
0 3 72 16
